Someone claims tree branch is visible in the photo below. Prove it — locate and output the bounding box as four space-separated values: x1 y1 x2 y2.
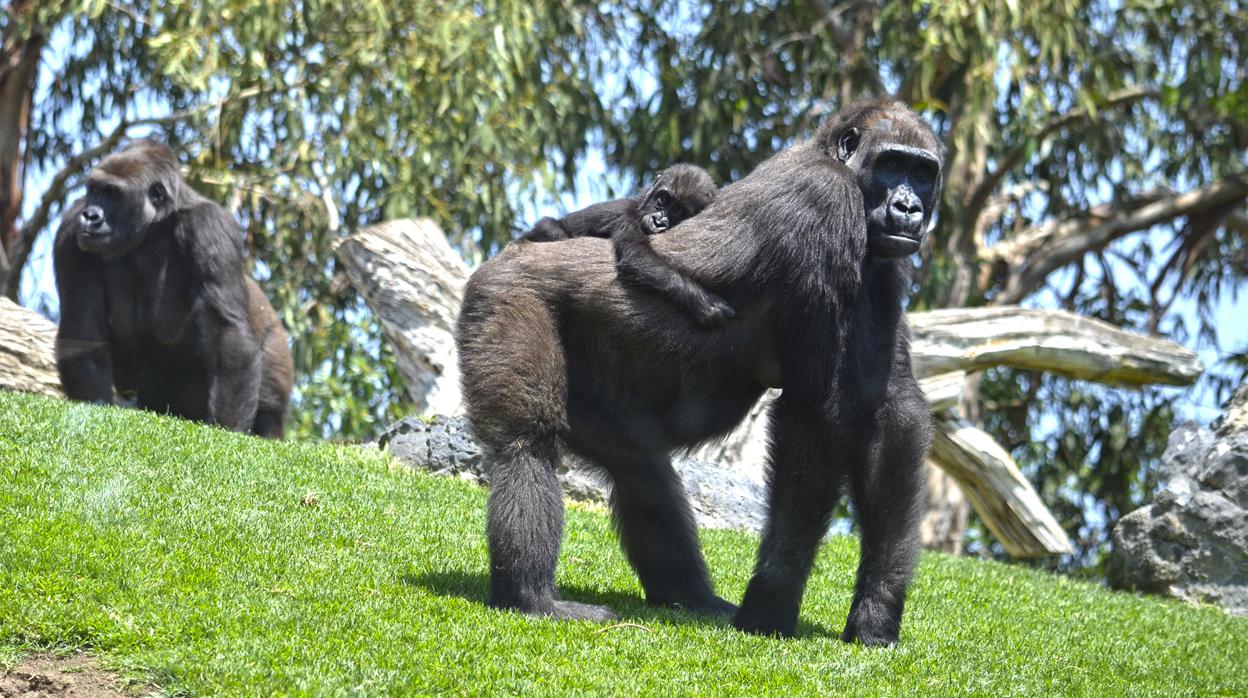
964 86 1157 231
1222 208 1247 238
808 0 887 96
988 172 1248 305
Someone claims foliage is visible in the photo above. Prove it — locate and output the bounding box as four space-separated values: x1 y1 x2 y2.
6 0 607 439
2 392 1247 695
978 370 1177 571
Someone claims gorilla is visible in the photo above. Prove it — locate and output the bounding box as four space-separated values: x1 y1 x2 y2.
53 139 294 439
457 99 942 646
524 164 733 326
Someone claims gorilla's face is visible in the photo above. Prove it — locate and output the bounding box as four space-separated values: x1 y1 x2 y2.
76 161 174 258
638 164 718 235
638 185 679 235
827 108 943 258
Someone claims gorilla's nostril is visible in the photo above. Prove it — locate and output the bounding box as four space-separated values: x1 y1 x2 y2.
891 199 921 215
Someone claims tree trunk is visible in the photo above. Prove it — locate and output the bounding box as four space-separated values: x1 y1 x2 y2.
0 2 44 297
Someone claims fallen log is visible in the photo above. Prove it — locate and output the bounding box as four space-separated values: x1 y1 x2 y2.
0 297 62 398
910 306 1202 386
929 412 1074 556
333 219 468 415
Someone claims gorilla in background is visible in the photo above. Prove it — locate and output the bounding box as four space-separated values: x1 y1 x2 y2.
457 99 943 646
523 164 733 326
54 140 294 439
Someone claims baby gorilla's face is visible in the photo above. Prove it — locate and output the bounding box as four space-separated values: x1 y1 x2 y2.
639 187 677 234
637 165 718 235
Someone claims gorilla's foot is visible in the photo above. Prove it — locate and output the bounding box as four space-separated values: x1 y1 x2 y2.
839 624 897 647
650 592 738 617
731 599 798 638
840 604 900 647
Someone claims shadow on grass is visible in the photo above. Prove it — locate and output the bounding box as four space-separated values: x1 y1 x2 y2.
406 569 840 639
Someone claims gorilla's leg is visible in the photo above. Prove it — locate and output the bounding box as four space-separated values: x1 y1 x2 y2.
462 291 616 622
487 437 618 621
596 445 734 615
522 217 570 242
251 409 286 439
485 435 607 620
734 396 847 637
840 384 929 647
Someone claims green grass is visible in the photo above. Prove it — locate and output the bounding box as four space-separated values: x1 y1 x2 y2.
1 391 1245 696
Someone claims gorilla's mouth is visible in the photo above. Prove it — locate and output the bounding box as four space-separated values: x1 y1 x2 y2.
885 230 921 245
77 229 119 251
871 230 922 258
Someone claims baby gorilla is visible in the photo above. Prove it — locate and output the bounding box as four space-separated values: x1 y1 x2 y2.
523 164 733 326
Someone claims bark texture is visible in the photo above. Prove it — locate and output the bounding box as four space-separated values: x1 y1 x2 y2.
0 296 61 397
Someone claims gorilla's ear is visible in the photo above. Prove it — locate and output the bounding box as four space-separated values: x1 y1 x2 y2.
837 128 860 162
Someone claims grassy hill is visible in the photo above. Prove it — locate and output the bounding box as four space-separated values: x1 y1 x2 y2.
1 391 1245 696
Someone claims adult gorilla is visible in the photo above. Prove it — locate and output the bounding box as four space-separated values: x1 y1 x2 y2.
54 140 293 438
458 100 942 645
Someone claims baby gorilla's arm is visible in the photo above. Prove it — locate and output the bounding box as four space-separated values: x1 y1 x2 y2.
611 216 735 327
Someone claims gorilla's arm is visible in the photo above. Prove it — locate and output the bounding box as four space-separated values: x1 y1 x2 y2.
523 199 636 241
53 203 114 403
180 203 261 431
612 221 735 327
523 217 569 242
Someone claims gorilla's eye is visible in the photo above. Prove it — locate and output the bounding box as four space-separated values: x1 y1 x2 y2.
148 183 168 205
655 190 673 207
913 162 938 186
837 128 861 161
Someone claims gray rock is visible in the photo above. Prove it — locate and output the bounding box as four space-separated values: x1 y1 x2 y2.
1107 386 1248 615
378 415 767 532
378 415 484 480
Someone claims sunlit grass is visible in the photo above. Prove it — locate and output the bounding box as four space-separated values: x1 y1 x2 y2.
1 391 1245 696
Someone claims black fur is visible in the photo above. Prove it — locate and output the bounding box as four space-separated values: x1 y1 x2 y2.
457 100 942 645
523 164 732 326
53 139 294 438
